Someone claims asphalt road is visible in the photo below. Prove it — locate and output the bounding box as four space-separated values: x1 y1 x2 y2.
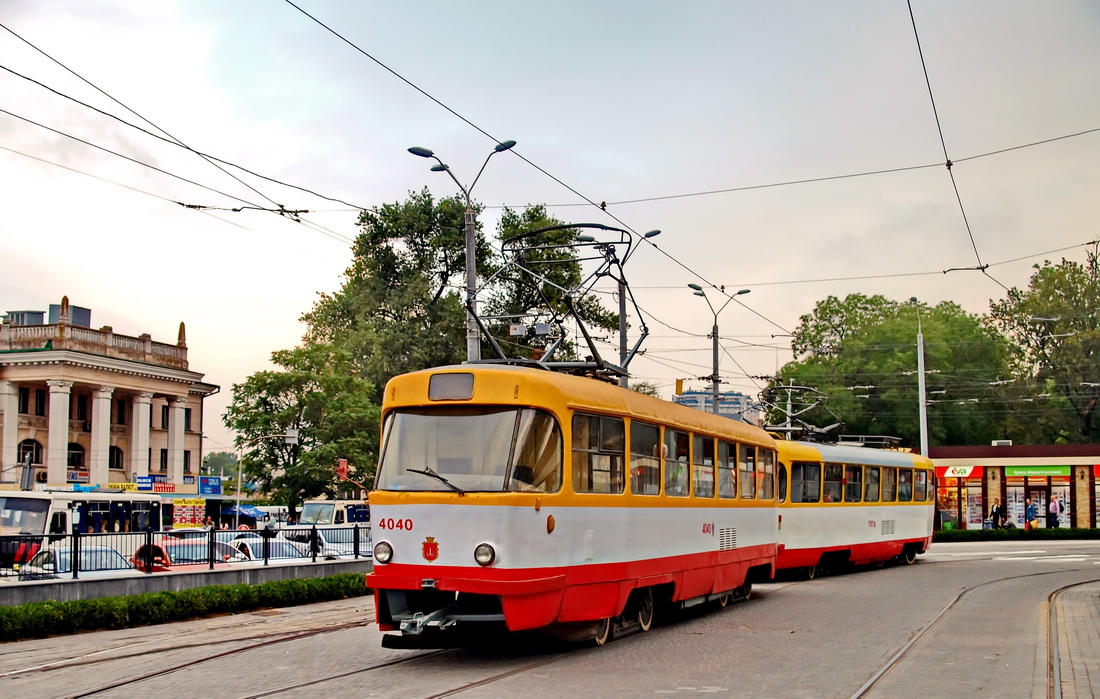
3 540 1099 698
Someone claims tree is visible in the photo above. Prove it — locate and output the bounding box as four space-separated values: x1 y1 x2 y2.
987 244 1100 443
223 343 380 510
629 381 662 398
301 189 485 399
202 451 237 482
772 295 1014 448
483 205 619 360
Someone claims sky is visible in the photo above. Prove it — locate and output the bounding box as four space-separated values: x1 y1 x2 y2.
2 1 1098 453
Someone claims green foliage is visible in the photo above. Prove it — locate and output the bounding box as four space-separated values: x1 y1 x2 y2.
773 294 1013 448
223 344 380 509
987 243 1100 443
629 380 662 397
202 452 237 478
0 573 368 642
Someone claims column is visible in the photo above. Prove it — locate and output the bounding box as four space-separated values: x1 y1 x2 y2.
167 396 186 485
46 380 72 485
89 386 114 486
130 392 152 478
0 381 17 483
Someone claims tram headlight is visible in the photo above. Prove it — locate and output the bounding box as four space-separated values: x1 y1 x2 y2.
473 543 496 566
374 541 393 564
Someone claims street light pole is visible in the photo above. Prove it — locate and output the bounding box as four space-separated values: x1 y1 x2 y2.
688 286 751 415
911 298 929 456
408 140 516 362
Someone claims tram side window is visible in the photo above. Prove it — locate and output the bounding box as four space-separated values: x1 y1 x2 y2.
823 463 843 503
914 469 928 501
718 441 737 499
898 468 913 502
510 409 563 493
758 449 775 500
692 435 715 498
882 467 897 502
664 429 689 497
844 465 862 503
572 414 625 494
791 462 821 503
738 445 756 499
629 421 661 496
864 466 881 502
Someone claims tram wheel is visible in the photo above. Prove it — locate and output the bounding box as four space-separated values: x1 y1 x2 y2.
637 589 655 631
718 592 733 608
593 617 615 646
804 565 817 580
903 547 917 565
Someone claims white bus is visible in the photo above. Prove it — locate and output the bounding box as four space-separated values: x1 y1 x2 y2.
297 499 369 526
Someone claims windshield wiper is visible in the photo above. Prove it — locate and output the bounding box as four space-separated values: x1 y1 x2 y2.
406 467 466 495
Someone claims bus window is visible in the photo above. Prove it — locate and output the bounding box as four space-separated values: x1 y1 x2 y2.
844 465 862 503
898 469 913 502
738 445 756 499
791 462 821 503
914 470 928 501
572 413 625 494
718 441 737 499
823 464 843 503
692 435 715 498
664 429 689 497
758 449 775 500
629 421 661 495
864 466 880 502
882 467 897 502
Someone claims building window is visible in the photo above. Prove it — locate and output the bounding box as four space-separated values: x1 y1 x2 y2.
109 446 124 470
114 399 127 425
68 443 85 468
184 408 193 432
159 449 168 472
184 450 192 473
35 389 47 416
161 405 169 430
18 439 43 465
73 394 89 421
18 387 29 414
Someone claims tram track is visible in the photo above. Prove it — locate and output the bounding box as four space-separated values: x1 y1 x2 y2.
848 569 1100 699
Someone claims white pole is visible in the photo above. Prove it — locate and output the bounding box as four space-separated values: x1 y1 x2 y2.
916 310 929 456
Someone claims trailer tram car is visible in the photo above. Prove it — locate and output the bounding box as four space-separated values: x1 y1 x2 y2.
367 364 780 646
775 441 935 578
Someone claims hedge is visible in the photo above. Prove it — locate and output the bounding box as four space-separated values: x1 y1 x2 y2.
0 572 369 643
933 527 1100 543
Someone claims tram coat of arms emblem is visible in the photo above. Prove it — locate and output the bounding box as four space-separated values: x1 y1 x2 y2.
422 536 439 562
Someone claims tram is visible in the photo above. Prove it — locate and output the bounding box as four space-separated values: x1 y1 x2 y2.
367 364 779 646
775 441 935 578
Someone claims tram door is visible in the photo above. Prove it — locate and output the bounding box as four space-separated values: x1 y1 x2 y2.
1027 488 1048 528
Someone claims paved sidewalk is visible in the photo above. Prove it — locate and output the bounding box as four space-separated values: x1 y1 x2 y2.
1055 581 1100 699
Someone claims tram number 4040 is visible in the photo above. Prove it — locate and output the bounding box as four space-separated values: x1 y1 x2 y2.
376 518 414 531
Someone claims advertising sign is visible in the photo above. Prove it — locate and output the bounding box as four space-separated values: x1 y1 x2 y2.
1004 466 1071 477
172 498 207 528
198 476 222 496
136 476 153 491
67 470 90 483
153 482 176 493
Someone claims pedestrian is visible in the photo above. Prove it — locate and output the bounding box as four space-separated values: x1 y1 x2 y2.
1025 498 1038 530
1049 494 1062 528
989 498 1006 529
204 516 214 530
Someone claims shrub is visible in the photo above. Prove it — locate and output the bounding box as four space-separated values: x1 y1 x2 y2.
0 573 368 643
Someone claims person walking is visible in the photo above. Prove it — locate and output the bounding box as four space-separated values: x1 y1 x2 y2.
1049 494 1062 528
1025 498 1038 530
989 498 1006 529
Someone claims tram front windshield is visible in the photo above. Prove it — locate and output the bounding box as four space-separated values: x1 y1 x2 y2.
0 497 50 535
376 407 562 493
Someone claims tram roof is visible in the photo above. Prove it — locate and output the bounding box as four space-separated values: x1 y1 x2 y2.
384 364 775 448
778 440 933 468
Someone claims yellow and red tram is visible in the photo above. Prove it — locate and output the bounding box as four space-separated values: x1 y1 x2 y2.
367 364 779 645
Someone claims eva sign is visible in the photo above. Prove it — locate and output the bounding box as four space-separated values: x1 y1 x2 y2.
936 465 983 478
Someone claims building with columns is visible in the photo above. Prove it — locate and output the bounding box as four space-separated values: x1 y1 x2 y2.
0 297 218 492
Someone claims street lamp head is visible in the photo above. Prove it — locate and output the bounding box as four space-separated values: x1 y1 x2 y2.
576 235 596 242
407 146 435 158
687 283 703 291
430 164 449 172
693 291 706 298
494 140 517 153
735 289 751 296
643 230 661 238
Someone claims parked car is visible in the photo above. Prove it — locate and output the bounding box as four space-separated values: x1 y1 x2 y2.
280 526 371 559
19 545 140 581
230 537 308 564
130 541 247 572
